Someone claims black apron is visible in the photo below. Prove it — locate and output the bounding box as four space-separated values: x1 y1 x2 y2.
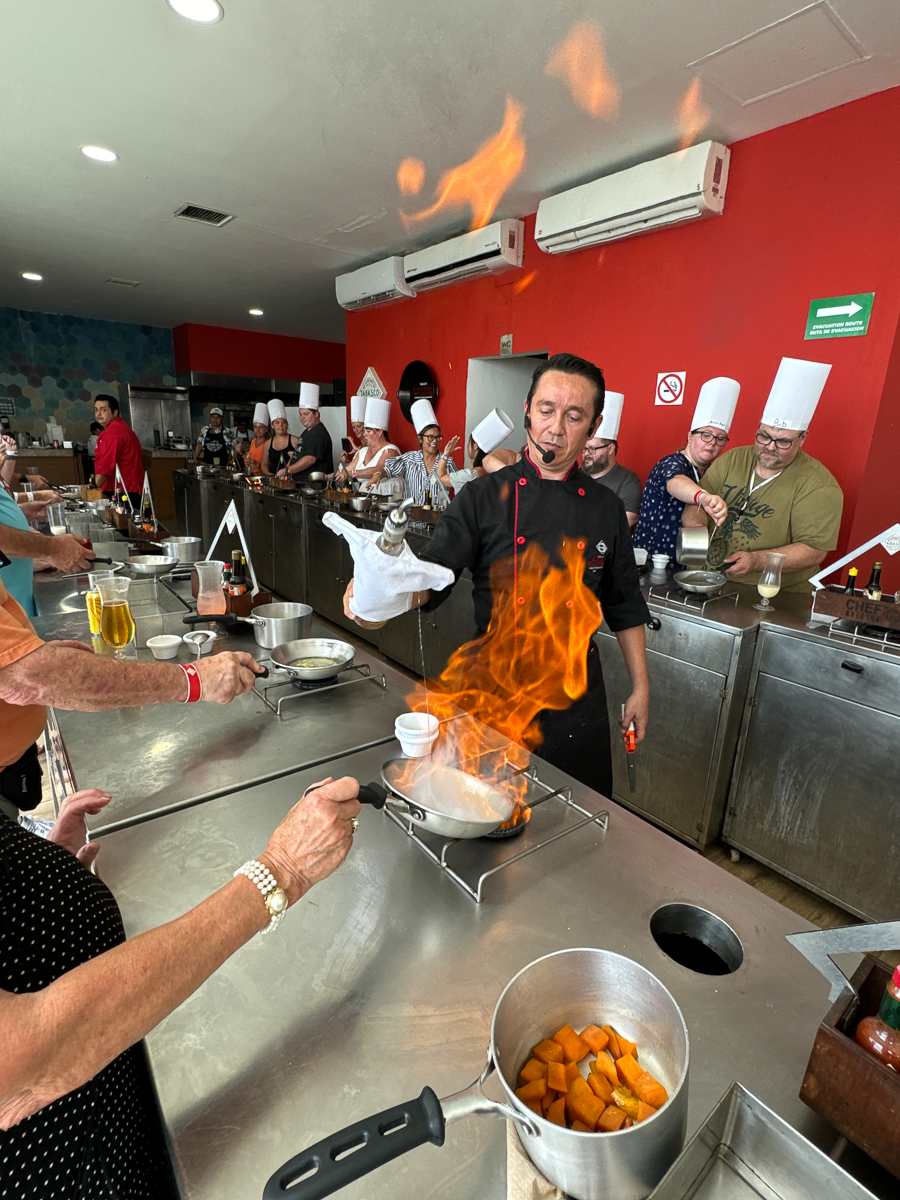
200 426 228 465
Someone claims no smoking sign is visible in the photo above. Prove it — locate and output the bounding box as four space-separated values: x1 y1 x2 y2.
655 372 686 406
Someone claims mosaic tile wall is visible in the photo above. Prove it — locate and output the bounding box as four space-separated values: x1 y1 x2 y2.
0 307 175 444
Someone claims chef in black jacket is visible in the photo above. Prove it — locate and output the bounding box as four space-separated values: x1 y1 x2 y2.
345 353 650 797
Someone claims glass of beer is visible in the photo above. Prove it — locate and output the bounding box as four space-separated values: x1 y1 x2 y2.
85 569 115 635
96 575 135 657
754 551 787 612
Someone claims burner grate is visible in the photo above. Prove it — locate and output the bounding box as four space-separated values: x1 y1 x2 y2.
254 663 386 716
648 583 739 614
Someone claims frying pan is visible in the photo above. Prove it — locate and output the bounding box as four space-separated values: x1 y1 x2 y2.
380 757 516 838
269 637 356 681
672 570 727 595
126 555 179 576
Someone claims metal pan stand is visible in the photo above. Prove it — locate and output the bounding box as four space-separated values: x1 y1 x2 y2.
254 663 386 717
383 767 609 903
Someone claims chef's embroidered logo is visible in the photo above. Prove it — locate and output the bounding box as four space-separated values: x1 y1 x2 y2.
595 540 608 555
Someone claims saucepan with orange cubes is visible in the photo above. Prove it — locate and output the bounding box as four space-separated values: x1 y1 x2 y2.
263 948 689 1200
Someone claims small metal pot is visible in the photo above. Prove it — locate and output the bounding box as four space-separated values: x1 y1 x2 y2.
249 603 312 649
675 526 709 568
160 536 203 563
348 494 371 512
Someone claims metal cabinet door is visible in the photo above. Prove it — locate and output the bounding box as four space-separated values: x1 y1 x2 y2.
724 674 900 921
180 477 203 540
306 512 353 630
272 502 307 603
595 631 727 844
245 492 275 591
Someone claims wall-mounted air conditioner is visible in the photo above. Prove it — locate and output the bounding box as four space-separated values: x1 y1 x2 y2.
535 141 730 254
335 256 416 311
403 219 524 292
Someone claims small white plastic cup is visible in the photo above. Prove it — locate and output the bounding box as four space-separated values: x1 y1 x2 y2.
651 553 670 570
633 547 648 567
395 712 439 758
147 634 182 660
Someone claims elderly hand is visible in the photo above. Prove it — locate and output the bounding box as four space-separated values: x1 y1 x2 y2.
260 776 361 904
48 534 96 573
195 651 265 704
47 788 112 868
722 551 762 578
0 434 16 459
370 470 383 490
697 491 728 527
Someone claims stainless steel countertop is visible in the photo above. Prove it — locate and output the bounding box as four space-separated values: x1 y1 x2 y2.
96 741 864 1200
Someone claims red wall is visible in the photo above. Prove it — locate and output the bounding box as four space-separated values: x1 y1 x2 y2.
173 322 345 382
347 86 900 578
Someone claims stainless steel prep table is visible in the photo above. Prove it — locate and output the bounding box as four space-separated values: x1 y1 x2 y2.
594 574 763 847
723 611 900 921
95 742 887 1200
32 571 419 831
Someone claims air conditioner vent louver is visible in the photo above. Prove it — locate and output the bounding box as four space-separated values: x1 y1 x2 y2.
105 277 140 288
174 204 235 227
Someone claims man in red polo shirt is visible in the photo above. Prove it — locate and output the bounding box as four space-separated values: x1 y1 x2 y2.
93 394 143 506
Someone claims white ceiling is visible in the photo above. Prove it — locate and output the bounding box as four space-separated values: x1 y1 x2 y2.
1 0 898 343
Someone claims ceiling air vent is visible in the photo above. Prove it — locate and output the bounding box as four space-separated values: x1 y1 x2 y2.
174 203 235 227
105 277 140 288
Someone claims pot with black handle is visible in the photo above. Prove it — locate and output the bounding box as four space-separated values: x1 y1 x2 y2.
264 948 689 1200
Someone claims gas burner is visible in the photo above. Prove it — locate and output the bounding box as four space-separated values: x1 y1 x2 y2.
482 811 531 839
291 675 339 691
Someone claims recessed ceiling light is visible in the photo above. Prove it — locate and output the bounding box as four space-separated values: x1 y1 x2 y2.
81 145 118 163
21 272 43 282
167 0 224 23
248 308 264 316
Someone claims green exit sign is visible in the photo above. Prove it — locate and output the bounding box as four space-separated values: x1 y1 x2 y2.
805 293 874 340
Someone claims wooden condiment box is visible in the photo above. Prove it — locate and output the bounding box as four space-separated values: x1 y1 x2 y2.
268 476 296 491
79 485 103 501
800 955 900 1178
409 506 441 525
324 488 350 503
128 518 170 547
812 585 900 631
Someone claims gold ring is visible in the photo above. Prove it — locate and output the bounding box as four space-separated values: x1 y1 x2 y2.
351 818 360 834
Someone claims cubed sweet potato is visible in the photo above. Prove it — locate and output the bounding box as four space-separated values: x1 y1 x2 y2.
597 1104 627 1132
568 1090 605 1131
515 1078 547 1103
591 1052 619 1086
546 1061 567 1093
553 1023 591 1063
571 1120 592 1132
615 1053 643 1091
524 1099 542 1118
600 1025 621 1060
541 1089 555 1116
547 1096 566 1127
617 1033 637 1059
532 1038 565 1065
564 1061 581 1086
633 1070 668 1109
519 1058 548 1084
587 1071 614 1105
579 1024 610 1055
636 1101 657 1123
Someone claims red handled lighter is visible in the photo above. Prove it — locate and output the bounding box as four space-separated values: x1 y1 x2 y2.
621 704 637 793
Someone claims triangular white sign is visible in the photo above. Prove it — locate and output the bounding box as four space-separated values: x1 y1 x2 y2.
357 367 386 399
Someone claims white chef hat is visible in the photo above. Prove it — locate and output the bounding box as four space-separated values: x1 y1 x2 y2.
267 398 287 422
471 407 514 454
298 382 320 411
411 398 439 434
364 397 391 430
253 402 270 425
350 394 367 422
593 391 625 440
691 377 740 433
761 357 832 431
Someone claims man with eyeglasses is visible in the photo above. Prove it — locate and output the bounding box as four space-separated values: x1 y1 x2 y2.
682 357 842 594
582 392 642 530
633 378 738 563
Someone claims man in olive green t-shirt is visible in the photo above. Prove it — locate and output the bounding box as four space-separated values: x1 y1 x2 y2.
681 421 843 593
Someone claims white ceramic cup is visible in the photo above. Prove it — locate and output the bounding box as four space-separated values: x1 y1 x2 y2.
147 634 182 661
395 712 439 758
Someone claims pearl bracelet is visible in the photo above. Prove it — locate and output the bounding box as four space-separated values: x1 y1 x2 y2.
233 859 288 934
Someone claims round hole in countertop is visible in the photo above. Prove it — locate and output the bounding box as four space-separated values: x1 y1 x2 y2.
650 903 743 975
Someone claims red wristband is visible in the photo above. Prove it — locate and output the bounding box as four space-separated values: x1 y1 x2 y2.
179 663 203 703
693 489 704 505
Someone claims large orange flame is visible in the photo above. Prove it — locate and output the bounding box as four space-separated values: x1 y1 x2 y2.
406 540 601 816
675 77 710 151
545 21 619 121
401 98 526 232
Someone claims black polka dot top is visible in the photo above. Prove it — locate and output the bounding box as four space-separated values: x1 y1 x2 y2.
0 814 178 1199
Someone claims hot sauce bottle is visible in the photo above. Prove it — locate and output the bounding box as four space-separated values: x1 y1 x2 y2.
854 965 900 1071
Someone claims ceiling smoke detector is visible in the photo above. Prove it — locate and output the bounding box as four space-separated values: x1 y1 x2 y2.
174 203 234 227
106 277 140 288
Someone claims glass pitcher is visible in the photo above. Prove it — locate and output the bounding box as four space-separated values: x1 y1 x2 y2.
96 574 135 658
194 560 227 616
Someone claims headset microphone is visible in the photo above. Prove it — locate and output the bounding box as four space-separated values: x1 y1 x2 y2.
524 414 556 464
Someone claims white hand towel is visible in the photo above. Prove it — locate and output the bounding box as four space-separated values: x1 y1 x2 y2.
322 512 455 622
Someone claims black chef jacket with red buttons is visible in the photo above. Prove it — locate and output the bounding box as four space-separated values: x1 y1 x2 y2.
419 451 649 797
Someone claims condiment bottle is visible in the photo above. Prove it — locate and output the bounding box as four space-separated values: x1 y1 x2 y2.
863 562 883 601
854 965 900 1071
376 498 414 558
843 567 858 594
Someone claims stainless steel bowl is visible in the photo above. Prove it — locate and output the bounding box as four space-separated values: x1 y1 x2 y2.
269 637 355 680
673 570 727 594
126 555 179 576
160 536 203 563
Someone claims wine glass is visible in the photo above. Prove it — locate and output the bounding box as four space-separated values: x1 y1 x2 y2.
754 551 787 612
96 575 135 659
